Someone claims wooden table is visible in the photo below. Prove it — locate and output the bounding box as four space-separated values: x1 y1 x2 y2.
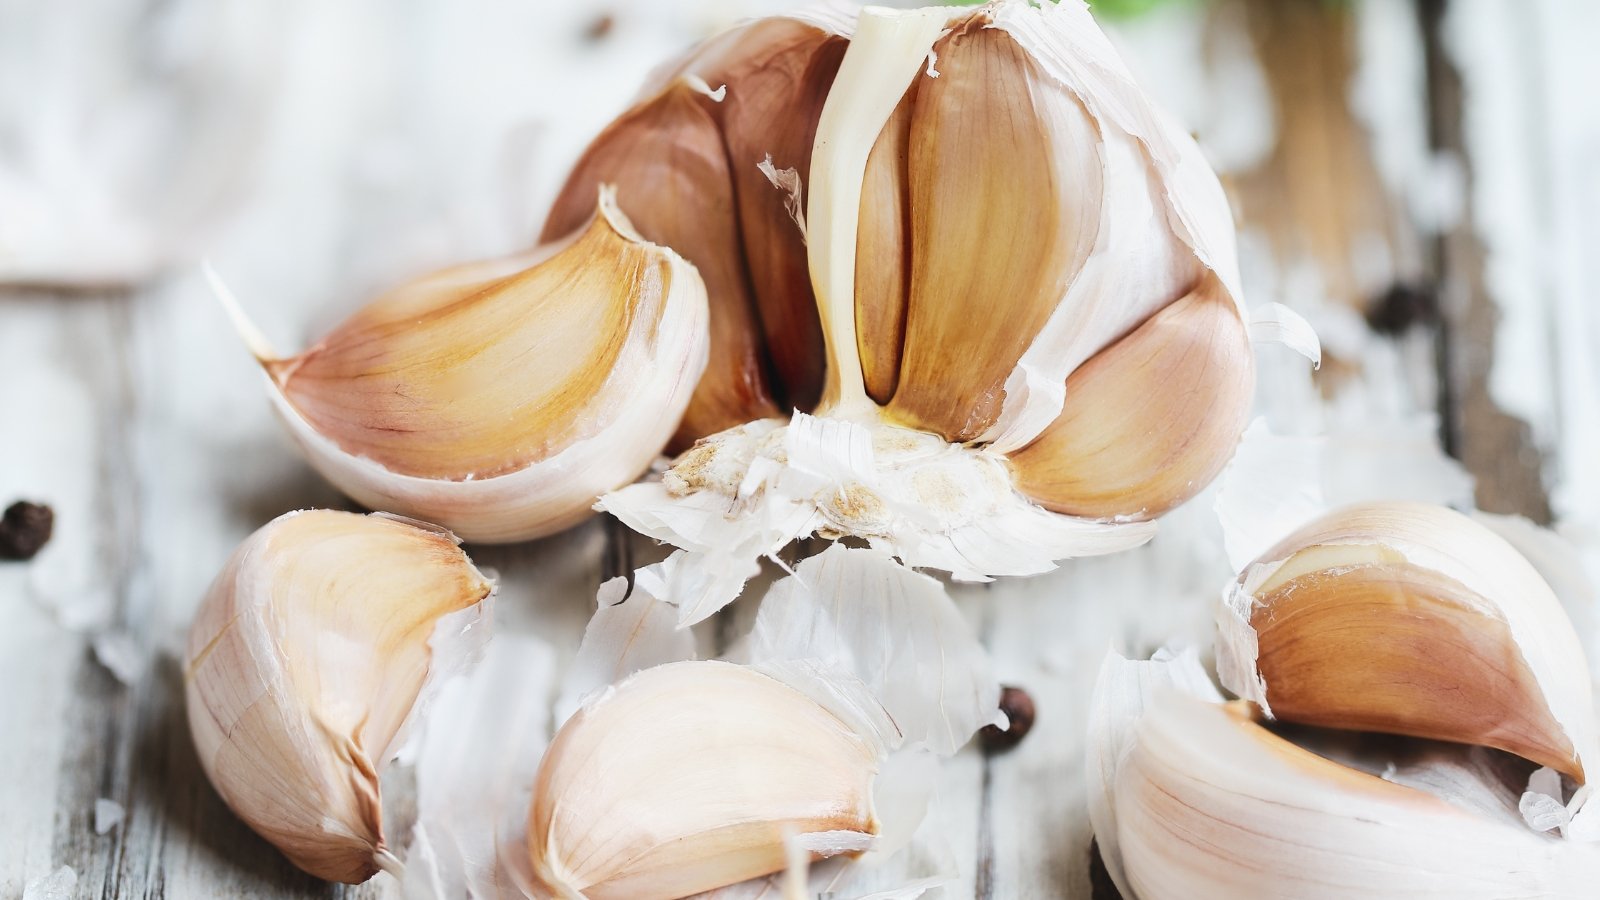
4 1 1595 897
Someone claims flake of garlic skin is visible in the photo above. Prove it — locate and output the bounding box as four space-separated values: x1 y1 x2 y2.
1008 278 1253 520
248 189 709 543
1218 502 1600 783
185 510 493 883
529 661 880 900
1113 694 1600 900
545 16 849 446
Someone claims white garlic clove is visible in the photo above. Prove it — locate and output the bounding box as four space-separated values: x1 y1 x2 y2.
1218 501 1600 781
1114 692 1600 899
184 510 493 883
545 15 850 446
1008 276 1253 520
240 188 709 543
529 660 880 899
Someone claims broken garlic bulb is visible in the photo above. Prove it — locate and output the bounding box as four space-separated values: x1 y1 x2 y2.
1217 501 1600 781
1114 693 1600 899
529 660 880 899
185 510 493 882
595 0 1267 622
223 188 709 543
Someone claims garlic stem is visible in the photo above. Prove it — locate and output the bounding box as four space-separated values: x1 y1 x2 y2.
807 6 950 419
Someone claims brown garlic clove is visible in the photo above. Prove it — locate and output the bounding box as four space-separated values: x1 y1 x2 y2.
542 83 779 449
1007 278 1253 521
1218 502 1600 781
880 18 1105 440
544 16 847 446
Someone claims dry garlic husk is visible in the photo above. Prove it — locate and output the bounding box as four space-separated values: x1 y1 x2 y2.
1114 692 1600 898
225 189 708 543
185 509 493 883
598 0 1265 622
529 660 881 899
1218 501 1600 781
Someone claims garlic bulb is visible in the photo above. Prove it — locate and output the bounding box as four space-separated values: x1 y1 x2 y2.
1217 502 1600 780
223 188 709 543
529 660 881 899
596 0 1265 621
1114 692 1600 899
185 510 493 882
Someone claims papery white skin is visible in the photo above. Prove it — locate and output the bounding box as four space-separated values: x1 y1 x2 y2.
600 411 1158 624
1215 502 1600 784
401 635 555 900
742 543 1004 756
215 189 710 544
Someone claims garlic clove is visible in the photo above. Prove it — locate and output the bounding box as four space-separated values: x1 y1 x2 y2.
877 16 1104 440
545 16 847 446
1115 692 1600 899
1218 501 1600 781
184 510 493 883
706 18 846 415
1007 276 1253 520
853 77 918 406
543 83 779 448
249 189 709 543
529 660 880 899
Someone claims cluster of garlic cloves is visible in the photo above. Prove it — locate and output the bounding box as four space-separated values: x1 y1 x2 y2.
185 510 494 882
225 188 709 543
593 0 1277 622
1093 502 1600 899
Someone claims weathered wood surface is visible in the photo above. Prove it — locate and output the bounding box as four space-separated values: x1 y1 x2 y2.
3 0 1595 897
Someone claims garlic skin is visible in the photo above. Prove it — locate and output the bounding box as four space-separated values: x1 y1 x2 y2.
529 660 880 899
226 188 709 543
185 510 493 883
1217 502 1600 781
544 12 853 447
598 0 1270 622
1115 693 1600 899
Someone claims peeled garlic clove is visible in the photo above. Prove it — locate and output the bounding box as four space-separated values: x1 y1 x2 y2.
253 189 708 543
529 661 879 899
543 83 779 448
1008 277 1253 520
1218 501 1600 781
185 510 493 882
1115 693 1600 899
545 15 847 445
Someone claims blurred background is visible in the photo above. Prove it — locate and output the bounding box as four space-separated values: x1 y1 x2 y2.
3 0 1597 897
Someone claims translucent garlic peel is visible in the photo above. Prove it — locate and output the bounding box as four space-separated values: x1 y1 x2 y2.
184 510 493 883
243 189 710 543
529 660 880 900
1115 693 1600 899
1218 502 1600 782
